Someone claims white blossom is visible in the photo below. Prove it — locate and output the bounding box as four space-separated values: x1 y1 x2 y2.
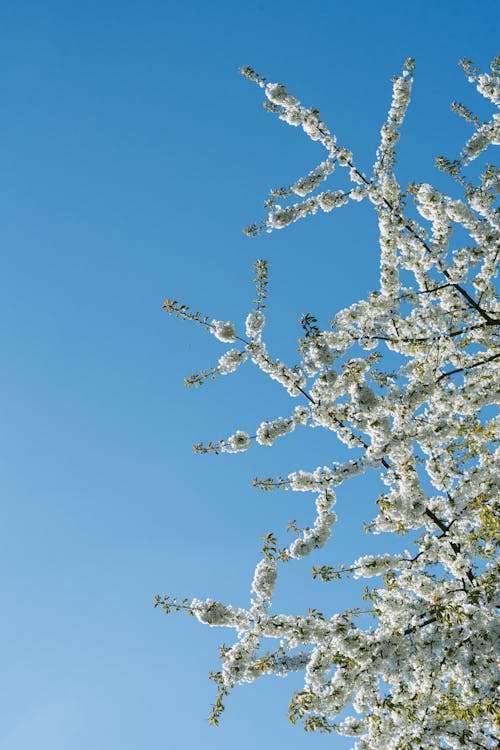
211 319 237 342
256 417 294 446
292 404 310 425
317 190 348 212
265 82 299 108
251 558 278 603
225 430 251 453
218 348 247 374
245 310 265 338
290 159 335 197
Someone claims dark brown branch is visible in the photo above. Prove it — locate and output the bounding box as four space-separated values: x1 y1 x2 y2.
414 283 456 295
437 351 500 381
350 323 489 345
424 509 475 585
404 615 437 635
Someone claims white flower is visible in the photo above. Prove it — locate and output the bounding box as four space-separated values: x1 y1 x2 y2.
245 311 265 338
265 83 299 108
352 554 400 578
292 405 310 425
336 147 353 165
338 716 365 737
279 108 302 126
191 598 242 627
211 319 237 342
256 417 294 446
218 348 246 374
290 160 335 197
302 116 323 141
317 190 347 212
226 430 251 453
350 186 367 202
251 559 278 602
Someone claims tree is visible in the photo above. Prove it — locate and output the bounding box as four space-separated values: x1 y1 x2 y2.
157 57 500 749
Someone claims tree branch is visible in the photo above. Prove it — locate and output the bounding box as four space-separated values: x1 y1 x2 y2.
437 351 500 381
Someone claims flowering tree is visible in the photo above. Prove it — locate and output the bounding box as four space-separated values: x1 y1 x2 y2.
157 57 500 749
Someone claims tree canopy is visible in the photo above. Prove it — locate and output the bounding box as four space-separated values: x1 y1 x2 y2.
159 57 499 749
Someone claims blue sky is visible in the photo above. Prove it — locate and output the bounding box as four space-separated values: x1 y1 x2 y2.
0 1 498 748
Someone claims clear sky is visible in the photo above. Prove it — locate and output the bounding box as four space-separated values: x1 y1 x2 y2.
0 1 498 748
